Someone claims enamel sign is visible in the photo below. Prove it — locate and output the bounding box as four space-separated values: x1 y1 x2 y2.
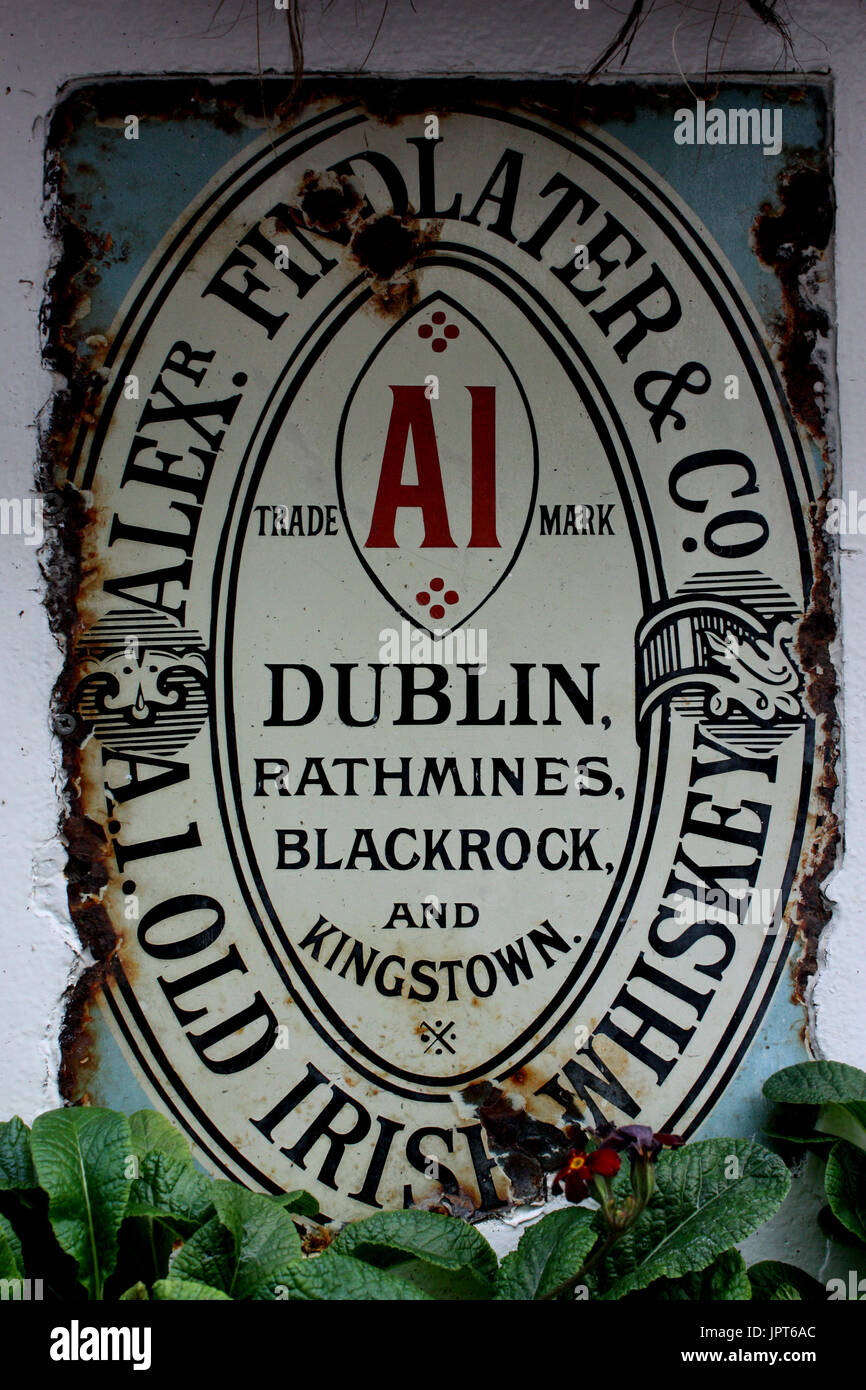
56 87 828 1222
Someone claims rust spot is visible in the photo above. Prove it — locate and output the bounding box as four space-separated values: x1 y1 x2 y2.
788 491 840 1008
352 213 417 282
64 817 110 897
738 122 841 1019
69 899 117 961
462 1080 571 1202
412 1188 479 1221
301 1225 335 1254
753 156 834 444
297 168 361 237
293 166 441 320
57 954 117 1102
42 505 117 1095
41 90 134 1101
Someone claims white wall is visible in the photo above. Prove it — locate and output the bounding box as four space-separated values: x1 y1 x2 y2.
0 0 863 1125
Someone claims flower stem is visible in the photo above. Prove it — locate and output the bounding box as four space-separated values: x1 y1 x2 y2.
539 1227 621 1302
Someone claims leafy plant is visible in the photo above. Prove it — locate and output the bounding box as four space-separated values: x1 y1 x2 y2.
0 1059 860 1300
763 1059 866 1275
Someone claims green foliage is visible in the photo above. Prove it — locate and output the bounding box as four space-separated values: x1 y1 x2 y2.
272 1252 432 1300
128 1110 194 1168
167 1215 234 1292
494 1207 597 1300
274 1190 319 1216
125 1151 214 1236
764 1061 866 1155
0 1117 38 1191
764 1061 866 1108
331 1208 496 1296
591 1139 790 1299
747 1260 827 1301
151 1277 232 1300
825 1141 866 1244
637 1248 752 1301
0 1211 24 1278
30 1107 132 1299
1 1059 862 1300
203 1182 304 1299
763 1058 866 1275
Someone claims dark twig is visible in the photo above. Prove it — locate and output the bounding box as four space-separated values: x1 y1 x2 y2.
274 0 306 119
581 0 650 85
745 0 793 51
581 0 796 90
357 0 390 75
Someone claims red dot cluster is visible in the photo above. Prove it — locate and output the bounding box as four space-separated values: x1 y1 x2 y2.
416 576 459 621
418 310 460 352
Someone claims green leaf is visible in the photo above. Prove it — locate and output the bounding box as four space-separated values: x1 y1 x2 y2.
818 1201 865 1248
825 1140 866 1244
381 1257 495 1300
152 1278 232 1300
716 1250 751 1300
274 1190 319 1217
126 1152 215 1236
30 1107 132 1299
0 1187 81 1299
272 1253 431 1300
694 1248 752 1301
748 1260 826 1301
764 1061 866 1107
0 1211 24 1278
108 1215 175 1293
763 1102 832 1147
171 1187 304 1300
815 1103 866 1153
642 1249 751 1301
331 1209 496 1290
119 1281 149 1300
745 1262 828 1301
129 1111 193 1167
494 1208 597 1300
594 1139 790 1300
0 1118 37 1191
764 1065 866 1153
169 1216 235 1292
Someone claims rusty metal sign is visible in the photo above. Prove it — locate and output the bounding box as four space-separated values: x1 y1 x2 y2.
48 80 835 1223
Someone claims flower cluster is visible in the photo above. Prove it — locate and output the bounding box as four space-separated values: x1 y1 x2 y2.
553 1124 684 1228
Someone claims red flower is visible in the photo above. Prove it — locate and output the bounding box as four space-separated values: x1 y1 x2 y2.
553 1141 621 1203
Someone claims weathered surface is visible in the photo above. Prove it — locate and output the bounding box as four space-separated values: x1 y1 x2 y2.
43 79 838 1217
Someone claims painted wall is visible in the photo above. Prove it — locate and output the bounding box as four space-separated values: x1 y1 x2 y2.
0 0 861 1258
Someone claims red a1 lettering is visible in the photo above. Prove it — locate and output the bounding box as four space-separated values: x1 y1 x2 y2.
365 385 500 548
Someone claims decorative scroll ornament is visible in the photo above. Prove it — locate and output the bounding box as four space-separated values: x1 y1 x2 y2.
72 609 209 756
636 579 805 757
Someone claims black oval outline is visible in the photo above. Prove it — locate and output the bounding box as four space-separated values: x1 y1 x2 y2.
221 256 659 1092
